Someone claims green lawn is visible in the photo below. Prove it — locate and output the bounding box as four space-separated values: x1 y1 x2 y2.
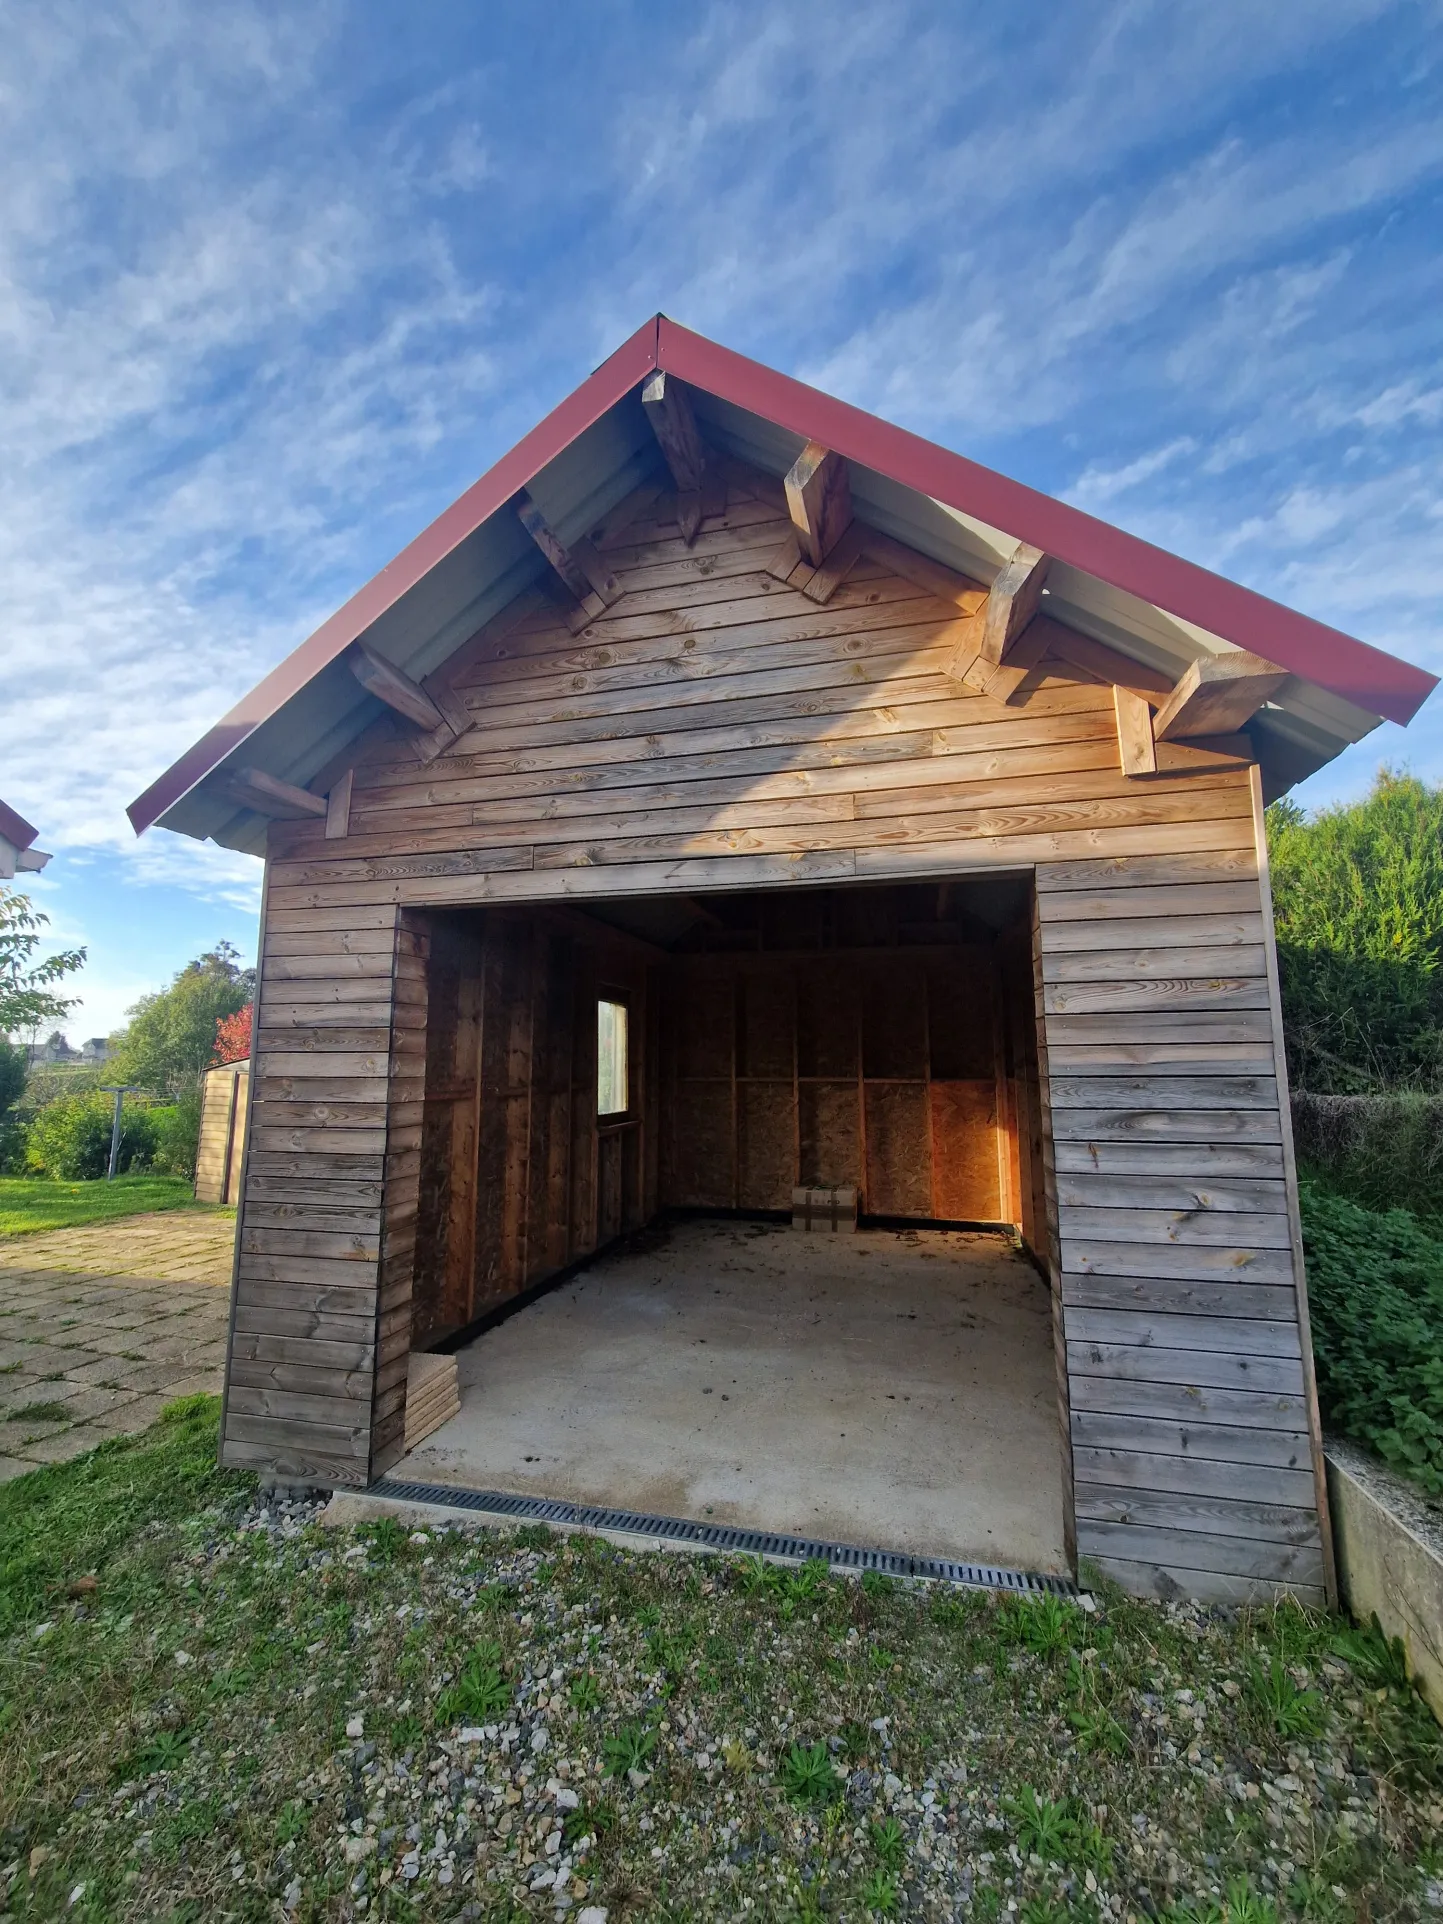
0 1399 1439 1921
0 1175 210 1238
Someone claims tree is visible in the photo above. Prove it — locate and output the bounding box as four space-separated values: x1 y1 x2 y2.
0 886 86 1038
0 1035 25 1116
1267 769 1443 1092
108 941 255 1100
212 1002 253 1065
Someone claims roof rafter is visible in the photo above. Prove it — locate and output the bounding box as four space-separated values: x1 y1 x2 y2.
784 442 852 568
1153 651 1290 740
514 489 622 620
226 767 328 820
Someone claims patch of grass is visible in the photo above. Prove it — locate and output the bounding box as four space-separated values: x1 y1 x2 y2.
2 1397 1440 1923
5 1400 73 1425
1248 1656 1327 1739
0 1175 221 1238
0 1392 244 1636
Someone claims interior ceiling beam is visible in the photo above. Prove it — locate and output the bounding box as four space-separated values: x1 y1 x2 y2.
1153 650 1290 740
784 442 852 567
226 767 328 820
514 489 623 616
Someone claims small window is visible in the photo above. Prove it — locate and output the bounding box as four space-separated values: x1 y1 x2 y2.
597 997 629 1118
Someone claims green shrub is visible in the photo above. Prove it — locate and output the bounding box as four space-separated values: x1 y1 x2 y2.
1268 772 1443 1093
25 1092 159 1180
1293 1092 1443 1223
149 1093 202 1179
1299 1177 1443 1494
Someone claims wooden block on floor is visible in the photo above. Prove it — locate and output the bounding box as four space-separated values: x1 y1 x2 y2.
791 1186 859 1232
404 1350 460 1449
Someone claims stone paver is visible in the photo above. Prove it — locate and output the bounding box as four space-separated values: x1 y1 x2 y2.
0 1207 236 1283
0 1209 236 1475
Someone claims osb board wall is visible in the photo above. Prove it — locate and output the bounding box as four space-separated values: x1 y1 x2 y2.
240 460 1330 1600
659 944 1013 1222
411 909 655 1348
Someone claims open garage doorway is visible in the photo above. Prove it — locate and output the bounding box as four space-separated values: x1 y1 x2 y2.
399 877 1068 1576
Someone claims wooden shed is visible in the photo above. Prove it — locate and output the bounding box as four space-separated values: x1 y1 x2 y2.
194 1056 250 1205
130 316 1435 1603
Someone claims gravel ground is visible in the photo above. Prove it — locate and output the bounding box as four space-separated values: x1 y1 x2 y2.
2 1409 1442 1921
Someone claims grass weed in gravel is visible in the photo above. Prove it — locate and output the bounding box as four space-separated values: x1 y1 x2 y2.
0 1401 1441 1921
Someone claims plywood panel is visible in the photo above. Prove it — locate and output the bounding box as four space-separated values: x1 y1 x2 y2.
739 1081 796 1208
799 1080 862 1190
865 1080 931 1216
931 1081 1001 1219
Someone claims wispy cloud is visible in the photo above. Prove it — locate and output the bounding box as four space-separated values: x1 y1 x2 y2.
1 0 1440 1035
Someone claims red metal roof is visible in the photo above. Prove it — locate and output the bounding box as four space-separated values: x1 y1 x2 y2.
129 313 1437 835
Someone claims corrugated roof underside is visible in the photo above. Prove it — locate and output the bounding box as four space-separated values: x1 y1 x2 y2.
159 398 662 850
163 381 1381 852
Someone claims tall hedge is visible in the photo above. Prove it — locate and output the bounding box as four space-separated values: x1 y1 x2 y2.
1267 771 1443 1093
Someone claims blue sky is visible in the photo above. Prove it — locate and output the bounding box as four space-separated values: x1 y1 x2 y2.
3 0 1440 1043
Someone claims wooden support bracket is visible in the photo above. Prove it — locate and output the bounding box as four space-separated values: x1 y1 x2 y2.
784 442 852 567
977 542 1051 664
324 768 354 839
1153 650 1289 740
350 644 472 763
642 373 723 546
515 490 623 610
350 643 447 732
227 767 328 820
1114 685 1158 776
641 371 707 491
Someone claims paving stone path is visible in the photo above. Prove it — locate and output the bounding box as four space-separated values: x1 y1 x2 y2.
0 1209 236 1480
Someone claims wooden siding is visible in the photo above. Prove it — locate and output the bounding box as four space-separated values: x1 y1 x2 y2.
410 908 655 1346
234 460 1327 1601
195 1058 249 1205
219 905 419 1488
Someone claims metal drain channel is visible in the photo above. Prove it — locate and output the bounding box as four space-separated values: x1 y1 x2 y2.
368 1476 1076 1597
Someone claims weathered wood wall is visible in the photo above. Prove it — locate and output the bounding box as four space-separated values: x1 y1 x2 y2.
195 1057 249 1205
226 459 1330 1600
410 908 655 1347
219 901 424 1487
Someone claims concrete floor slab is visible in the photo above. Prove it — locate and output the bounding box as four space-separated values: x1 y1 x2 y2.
401 1220 1069 1575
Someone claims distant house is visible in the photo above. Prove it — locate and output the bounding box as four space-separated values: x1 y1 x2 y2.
0 800 50 881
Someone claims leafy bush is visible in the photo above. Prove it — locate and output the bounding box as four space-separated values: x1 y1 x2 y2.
149 1093 202 1180
1299 1177 1443 1493
25 1091 159 1180
1292 1091 1443 1224
1268 772 1443 1093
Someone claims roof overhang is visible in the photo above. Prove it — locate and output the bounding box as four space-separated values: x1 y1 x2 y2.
129 314 1437 851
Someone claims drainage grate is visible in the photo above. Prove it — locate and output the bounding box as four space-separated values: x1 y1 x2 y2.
368 1476 1076 1597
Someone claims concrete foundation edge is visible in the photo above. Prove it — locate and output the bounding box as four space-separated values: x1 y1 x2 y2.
1325 1446 1443 1724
